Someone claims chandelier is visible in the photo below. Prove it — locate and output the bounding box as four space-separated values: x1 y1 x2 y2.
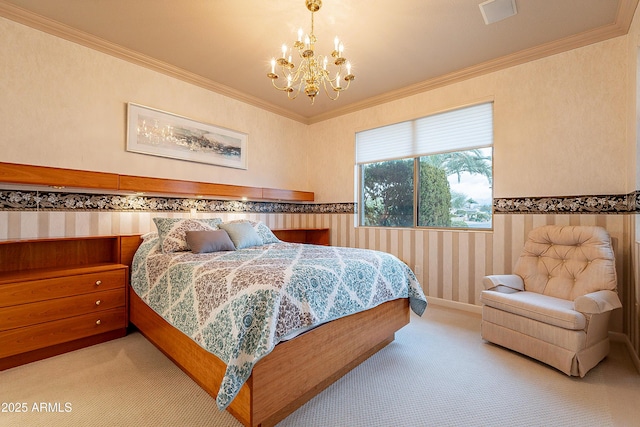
267 0 354 104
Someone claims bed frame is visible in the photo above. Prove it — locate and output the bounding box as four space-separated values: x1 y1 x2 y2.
123 237 410 427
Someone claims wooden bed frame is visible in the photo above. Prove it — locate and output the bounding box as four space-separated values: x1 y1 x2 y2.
123 237 411 427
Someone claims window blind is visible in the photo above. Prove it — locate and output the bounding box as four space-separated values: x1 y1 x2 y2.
355 121 414 164
356 102 493 164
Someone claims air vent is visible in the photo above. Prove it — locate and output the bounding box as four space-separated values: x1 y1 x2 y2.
479 0 517 25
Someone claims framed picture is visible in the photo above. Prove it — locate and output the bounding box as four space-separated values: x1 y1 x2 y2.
126 103 248 170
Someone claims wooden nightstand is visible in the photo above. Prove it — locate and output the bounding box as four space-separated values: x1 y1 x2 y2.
272 228 330 245
0 236 128 370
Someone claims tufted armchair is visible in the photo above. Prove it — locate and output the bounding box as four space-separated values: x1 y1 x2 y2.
480 225 622 377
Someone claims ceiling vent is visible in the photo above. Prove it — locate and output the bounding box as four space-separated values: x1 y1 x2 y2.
479 0 517 25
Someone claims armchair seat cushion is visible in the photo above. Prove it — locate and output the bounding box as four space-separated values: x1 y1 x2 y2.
481 290 586 330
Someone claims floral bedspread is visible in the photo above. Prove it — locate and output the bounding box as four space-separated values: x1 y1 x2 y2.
130 235 427 409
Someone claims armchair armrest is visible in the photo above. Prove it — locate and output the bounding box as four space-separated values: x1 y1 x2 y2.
482 275 524 293
574 290 622 314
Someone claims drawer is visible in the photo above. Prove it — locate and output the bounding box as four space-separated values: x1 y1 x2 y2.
0 268 126 307
0 308 126 359
0 289 125 331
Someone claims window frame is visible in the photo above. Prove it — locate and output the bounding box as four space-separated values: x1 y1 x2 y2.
356 102 494 230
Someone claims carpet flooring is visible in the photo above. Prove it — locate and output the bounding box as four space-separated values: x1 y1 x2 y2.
1 305 639 427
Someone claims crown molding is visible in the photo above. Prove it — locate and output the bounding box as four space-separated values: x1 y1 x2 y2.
1 0 638 125
617 0 640 31
309 0 640 124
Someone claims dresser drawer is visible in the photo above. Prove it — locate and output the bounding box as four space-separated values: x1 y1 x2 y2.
0 289 125 331
0 268 126 307
0 308 126 358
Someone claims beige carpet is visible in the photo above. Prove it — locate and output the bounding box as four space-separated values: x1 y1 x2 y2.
1 305 639 427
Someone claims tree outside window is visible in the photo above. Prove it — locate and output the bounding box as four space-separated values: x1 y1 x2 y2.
419 148 492 228
361 148 492 229
362 159 413 227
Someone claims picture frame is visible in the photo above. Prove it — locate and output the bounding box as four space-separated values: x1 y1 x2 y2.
126 103 248 170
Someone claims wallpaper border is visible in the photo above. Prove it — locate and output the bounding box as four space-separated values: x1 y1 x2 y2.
1 189 639 214
493 192 638 214
0 190 355 213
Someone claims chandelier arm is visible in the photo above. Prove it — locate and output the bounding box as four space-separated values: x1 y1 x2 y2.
288 80 303 100
322 78 340 101
271 78 289 92
322 59 349 90
342 77 352 90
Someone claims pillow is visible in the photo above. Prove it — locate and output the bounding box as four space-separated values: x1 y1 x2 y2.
226 220 280 244
254 221 280 244
141 231 159 242
218 222 264 249
153 217 223 253
186 230 236 253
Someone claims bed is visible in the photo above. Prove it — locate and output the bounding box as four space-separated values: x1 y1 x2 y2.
126 218 427 427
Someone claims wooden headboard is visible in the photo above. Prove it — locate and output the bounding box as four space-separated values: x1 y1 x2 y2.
120 235 144 269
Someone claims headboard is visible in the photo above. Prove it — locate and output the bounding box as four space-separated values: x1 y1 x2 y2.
120 235 144 269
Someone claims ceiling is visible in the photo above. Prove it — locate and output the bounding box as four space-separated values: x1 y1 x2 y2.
0 0 637 123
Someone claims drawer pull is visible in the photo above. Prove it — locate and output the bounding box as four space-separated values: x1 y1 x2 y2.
95 319 101 325
95 280 102 286
95 300 101 306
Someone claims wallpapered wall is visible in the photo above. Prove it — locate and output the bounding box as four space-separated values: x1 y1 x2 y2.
0 190 635 348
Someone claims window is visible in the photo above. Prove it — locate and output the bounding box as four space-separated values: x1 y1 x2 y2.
356 103 493 229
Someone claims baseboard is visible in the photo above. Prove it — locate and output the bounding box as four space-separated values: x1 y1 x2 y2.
425 296 482 315
609 331 640 374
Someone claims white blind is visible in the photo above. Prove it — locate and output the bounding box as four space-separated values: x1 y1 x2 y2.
356 102 493 164
355 121 414 164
